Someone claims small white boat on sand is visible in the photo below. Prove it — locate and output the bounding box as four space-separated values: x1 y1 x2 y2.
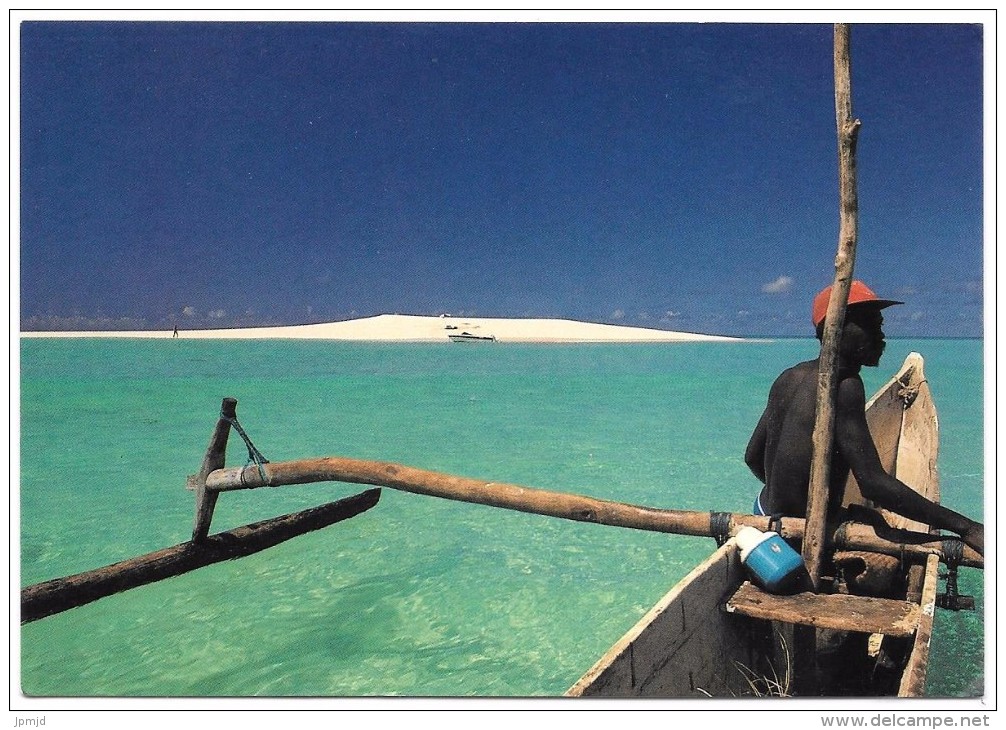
448 332 496 343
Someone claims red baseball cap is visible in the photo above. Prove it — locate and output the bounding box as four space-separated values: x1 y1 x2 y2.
812 280 902 327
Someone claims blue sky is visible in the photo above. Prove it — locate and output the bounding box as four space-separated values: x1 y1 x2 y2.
17 17 986 337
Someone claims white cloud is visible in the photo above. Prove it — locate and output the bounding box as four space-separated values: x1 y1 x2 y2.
610 309 625 321
762 276 794 294
207 309 226 319
182 306 197 317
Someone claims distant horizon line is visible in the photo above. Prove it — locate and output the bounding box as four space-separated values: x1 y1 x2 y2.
17 308 983 343
19 311 723 331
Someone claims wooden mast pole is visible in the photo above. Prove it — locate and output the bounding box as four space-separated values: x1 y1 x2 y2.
802 23 862 589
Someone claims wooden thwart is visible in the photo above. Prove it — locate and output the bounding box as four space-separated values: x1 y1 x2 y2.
726 581 923 637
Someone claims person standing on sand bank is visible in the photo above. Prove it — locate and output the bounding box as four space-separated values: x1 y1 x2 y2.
744 280 984 555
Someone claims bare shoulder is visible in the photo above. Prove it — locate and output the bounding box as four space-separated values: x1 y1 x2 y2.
762 360 819 417
770 359 818 393
836 371 867 409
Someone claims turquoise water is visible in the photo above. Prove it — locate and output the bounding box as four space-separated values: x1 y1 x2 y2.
17 338 985 697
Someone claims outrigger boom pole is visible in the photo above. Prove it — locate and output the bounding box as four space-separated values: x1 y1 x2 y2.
198 450 982 570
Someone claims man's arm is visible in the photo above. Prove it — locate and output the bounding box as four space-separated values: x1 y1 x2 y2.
745 412 768 483
834 376 984 554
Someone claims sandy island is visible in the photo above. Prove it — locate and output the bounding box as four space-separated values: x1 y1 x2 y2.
21 314 742 343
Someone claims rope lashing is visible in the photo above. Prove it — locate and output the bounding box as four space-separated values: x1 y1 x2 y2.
221 410 271 484
943 537 965 565
937 537 966 610
710 512 731 546
768 513 784 536
897 379 926 408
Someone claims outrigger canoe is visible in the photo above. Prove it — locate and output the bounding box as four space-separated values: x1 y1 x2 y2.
567 352 948 698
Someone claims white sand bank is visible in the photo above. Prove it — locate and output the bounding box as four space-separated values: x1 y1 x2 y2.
21 314 743 343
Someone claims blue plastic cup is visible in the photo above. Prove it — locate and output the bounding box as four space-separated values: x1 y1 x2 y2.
736 526 806 593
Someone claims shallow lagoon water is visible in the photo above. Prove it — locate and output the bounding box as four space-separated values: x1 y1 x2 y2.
18 338 984 697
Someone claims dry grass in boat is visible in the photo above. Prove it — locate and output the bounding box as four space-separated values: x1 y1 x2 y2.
733 629 792 697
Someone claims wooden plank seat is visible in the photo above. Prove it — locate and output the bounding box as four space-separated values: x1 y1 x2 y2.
725 581 923 637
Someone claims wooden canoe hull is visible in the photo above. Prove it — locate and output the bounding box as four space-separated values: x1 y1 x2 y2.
567 540 751 697
851 351 940 697
568 352 941 698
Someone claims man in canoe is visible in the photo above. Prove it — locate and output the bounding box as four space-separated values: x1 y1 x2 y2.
744 280 984 555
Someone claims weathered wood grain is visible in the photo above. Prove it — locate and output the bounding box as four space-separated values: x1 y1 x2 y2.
21 489 380 623
725 582 921 637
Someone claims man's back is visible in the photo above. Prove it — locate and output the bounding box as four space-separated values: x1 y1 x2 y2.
745 358 855 517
